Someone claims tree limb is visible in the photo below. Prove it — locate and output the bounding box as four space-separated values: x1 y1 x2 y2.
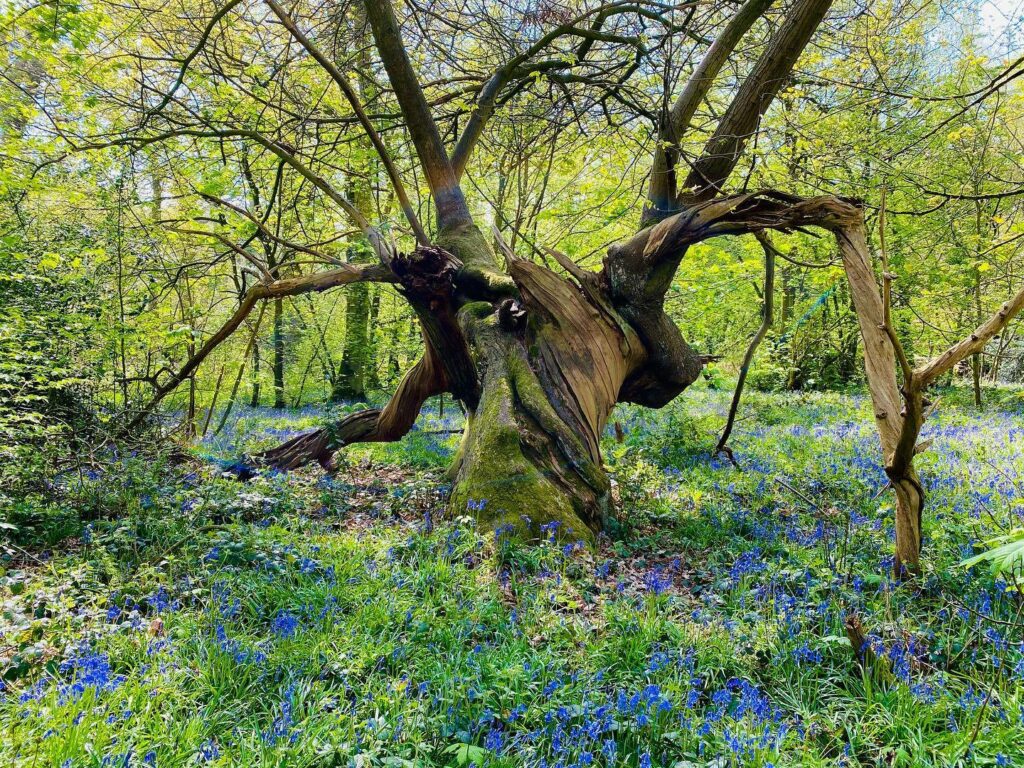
258 344 447 470
647 0 776 218
197 193 348 266
264 0 427 243
362 0 471 230
145 0 244 120
916 287 1024 386
64 127 386 257
124 263 396 431
451 2 661 179
681 0 835 202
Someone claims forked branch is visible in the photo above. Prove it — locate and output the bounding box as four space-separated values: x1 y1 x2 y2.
681 0 835 202
363 0 471 230
647 0 776 217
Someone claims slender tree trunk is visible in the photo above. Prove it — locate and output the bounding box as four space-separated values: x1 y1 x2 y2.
972 267 983 406
367 288 382 391
186 362 197 437
333 282 371 401
972 352 982 406
216 306 263 435
250 342 261 407
780 269 795 326
273 297 286 408
839 217 924 577
115 177 129 408
332 9 377 403
202 366 226 437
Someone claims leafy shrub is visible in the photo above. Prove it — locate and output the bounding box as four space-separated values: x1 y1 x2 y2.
0 256 98 501
746 360 789 392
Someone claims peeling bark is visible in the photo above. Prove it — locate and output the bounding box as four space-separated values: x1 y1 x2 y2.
448 259 644 537
261 240 647 537
834 222 923 576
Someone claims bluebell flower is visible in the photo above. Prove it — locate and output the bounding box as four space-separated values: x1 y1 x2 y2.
484 728 504 751
198 739 219 762
644 568 673 595
147 586 179 614
58 650 125 703
272 610 300 638
792 642 822 664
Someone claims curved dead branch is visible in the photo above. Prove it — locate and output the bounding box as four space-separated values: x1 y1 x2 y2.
258 345 446 470
715 231 776 460
605 191 861 406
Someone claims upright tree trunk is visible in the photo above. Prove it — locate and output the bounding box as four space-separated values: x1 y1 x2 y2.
837 225 923 576
333 282 371 401
972 267 983 407
262 227 649 538
187 357 197 437
272 297 286 408
331 10 377 403
780 268 795 326
367 288 382 391
250 342 261 407
971 352 982 407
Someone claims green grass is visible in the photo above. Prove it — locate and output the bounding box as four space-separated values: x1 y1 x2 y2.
2 386 1023 767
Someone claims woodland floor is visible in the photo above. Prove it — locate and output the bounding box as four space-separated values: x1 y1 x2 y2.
2 387 1024 767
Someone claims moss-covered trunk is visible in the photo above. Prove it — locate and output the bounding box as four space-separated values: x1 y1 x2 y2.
448 256 646 540
263 234 652 541
448 317 610 540
332 280 371 401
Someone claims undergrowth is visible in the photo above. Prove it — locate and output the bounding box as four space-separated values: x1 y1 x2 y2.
2 387 1023 767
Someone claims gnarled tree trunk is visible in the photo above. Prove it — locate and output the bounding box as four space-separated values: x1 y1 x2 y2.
263 227 648 538
446 255 646 538
260 194 875 541
122 0 1024 571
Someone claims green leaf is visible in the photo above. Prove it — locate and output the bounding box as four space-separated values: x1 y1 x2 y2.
960 529 1024 576
443 743 489 766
